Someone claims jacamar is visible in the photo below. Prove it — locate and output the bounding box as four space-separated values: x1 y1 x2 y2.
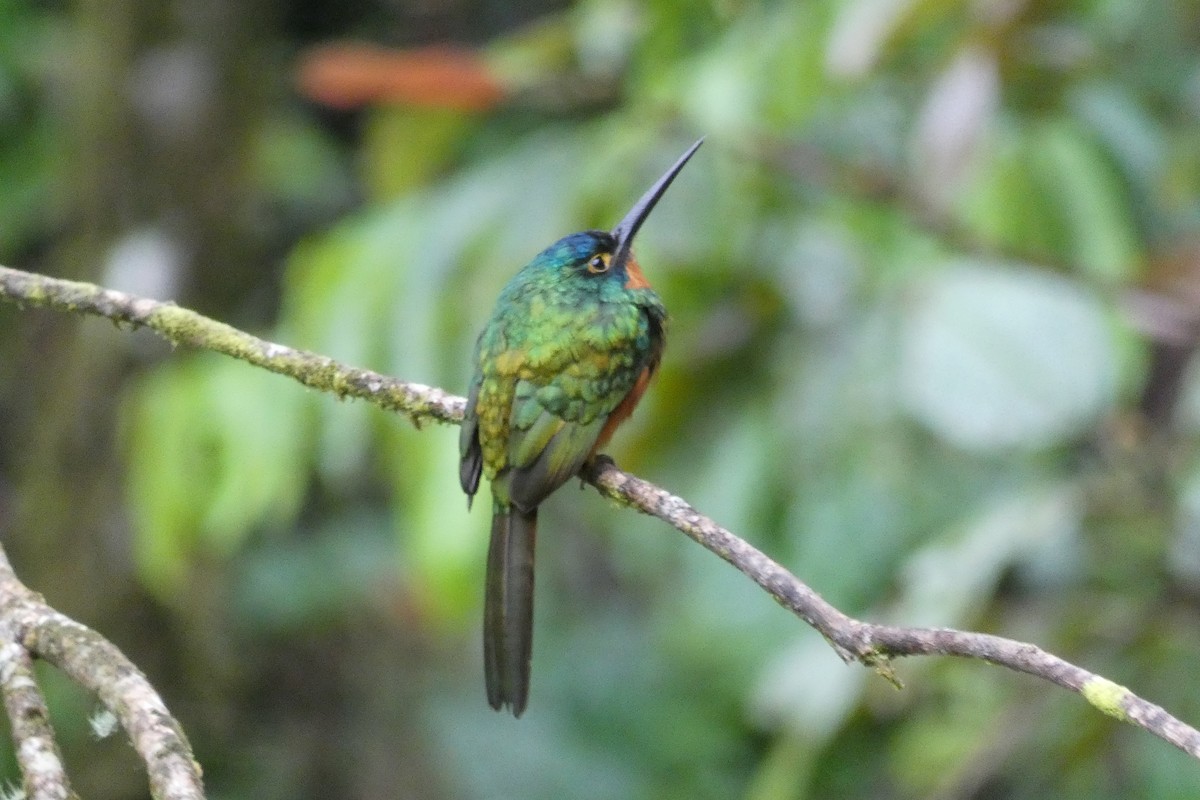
459 139 703 716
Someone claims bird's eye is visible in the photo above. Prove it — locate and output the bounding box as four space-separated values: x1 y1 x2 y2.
587 253 611 274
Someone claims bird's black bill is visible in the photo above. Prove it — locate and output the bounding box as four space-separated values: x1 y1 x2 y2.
611 138 704 273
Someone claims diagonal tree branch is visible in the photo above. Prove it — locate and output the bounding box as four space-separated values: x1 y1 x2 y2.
2 263 1198 761
579 460 1200 756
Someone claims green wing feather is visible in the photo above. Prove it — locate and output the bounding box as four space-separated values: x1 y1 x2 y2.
458 284 667 513
507 408 607 511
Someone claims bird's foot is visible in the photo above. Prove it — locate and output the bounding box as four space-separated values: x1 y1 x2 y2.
580 453 617 488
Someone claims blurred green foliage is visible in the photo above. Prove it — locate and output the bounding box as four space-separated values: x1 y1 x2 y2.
0 0 63 254
5 0 1200 797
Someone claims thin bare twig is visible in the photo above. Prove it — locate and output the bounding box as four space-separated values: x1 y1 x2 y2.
580 459 1200 757
2 263 1198 761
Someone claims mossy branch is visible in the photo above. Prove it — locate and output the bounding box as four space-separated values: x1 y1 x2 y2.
0 265 462 426
2 263 1199 764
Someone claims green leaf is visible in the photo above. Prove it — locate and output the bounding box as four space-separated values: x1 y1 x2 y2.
1032 118 1143 283
123 356 310 595
281 221 400 485
957 122 1063 261
957 116 1144 282
362 106 475 201
1069 82 1166 192
392 424 482 624
890 484 1083 627
901 262 1119 449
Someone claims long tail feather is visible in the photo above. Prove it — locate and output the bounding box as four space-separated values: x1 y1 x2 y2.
484 505 537 716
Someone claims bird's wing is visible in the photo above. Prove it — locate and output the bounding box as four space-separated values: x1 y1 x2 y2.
469 296 663 511
458 371 484 503
505 395 609 511
504 335 652 511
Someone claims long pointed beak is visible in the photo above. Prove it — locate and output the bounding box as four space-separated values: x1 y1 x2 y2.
611 138 704 272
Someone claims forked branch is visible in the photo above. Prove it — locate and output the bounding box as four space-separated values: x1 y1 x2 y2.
0 546 205 800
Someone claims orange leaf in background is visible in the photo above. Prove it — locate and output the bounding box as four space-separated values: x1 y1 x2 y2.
296 43 507 112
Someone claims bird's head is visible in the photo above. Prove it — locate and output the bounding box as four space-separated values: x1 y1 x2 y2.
527 139 703 291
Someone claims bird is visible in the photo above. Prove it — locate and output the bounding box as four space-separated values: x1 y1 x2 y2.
459 139 703 716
